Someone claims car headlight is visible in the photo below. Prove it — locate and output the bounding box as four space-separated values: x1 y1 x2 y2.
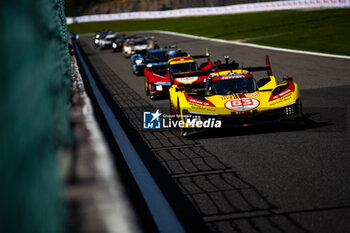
112 43 117 48
94 39 99 44
136 59 143 65
285 100 302 115
285 106 295 115
96 35 100 39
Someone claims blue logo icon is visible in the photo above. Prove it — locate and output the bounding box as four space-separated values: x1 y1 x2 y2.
143 110 162 129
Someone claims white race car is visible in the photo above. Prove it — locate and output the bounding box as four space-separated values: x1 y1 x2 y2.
98 33 117 49
123 37 155 58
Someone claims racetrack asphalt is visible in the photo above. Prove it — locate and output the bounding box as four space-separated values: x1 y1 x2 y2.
78 33 350 233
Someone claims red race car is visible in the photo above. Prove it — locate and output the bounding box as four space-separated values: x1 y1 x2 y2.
143 50 214 99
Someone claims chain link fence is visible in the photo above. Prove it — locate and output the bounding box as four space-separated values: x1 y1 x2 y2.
0 0 71 232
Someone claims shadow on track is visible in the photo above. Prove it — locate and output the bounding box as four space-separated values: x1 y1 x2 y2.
78 39 313 233
186 113 333 140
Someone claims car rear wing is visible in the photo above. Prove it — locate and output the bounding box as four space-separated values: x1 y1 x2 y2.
190 48 210 61
171 69 212 79
191 54 210 59
216 55 272 76
170 69 213 84
146 64 167 72
172 51 189 58
151 57 171 63
216 62 239 71
172 48 210 60
243 56 273 76
134 50 147 56
163 45 177 49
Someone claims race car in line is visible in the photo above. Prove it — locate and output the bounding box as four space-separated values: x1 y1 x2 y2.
143 50 214 99
168 56 302 136
93 30 113 47
98 33 118 49
123 37 156 58
130 46 177 75
112 34 137 52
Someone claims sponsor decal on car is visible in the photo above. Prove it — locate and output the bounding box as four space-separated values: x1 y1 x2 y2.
212 73 251 81
176 76 198 84
225 98 260 111
185 93 215 107
271 89 291 100
222 96 234 100
269 83 294 101
154 81 171 85
269 95 293 106
247 94 259 97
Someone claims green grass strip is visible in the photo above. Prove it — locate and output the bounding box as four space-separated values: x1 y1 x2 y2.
68 8 350 56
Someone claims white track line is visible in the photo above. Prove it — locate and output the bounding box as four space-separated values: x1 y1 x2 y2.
152 30 350 60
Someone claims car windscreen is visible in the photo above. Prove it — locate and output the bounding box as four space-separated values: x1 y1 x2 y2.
147 51 167 59
105 35 116 39
118 36 130 40
170 62 198 73
134 40 148 45
210 77 257 95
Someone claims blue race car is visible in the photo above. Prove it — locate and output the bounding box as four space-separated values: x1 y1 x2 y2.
131 47 177 75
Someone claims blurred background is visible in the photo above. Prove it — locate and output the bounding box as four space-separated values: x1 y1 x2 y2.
65 0 282 16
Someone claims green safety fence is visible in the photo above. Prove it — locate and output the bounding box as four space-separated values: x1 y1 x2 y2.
0 0 72 233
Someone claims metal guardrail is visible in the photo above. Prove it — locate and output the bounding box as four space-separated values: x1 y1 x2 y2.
73 42 186 233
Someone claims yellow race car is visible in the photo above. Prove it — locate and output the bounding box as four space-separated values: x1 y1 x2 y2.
168 56 302 136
